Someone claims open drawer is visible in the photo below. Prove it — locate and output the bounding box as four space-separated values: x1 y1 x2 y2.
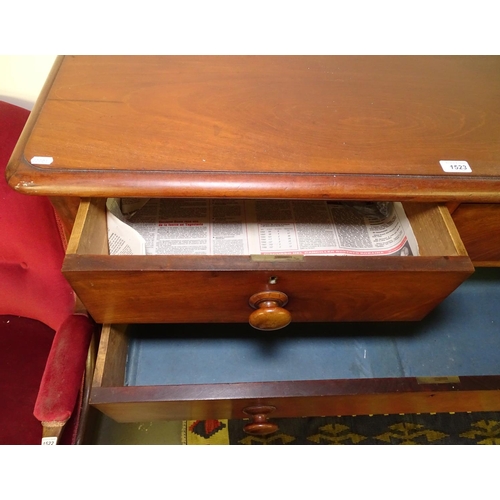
63 198 474 326
90 268 500 427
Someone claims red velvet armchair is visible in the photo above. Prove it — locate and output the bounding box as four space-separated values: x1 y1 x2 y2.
0 100 94 444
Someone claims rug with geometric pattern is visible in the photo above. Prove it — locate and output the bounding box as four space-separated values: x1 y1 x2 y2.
182 412 500 445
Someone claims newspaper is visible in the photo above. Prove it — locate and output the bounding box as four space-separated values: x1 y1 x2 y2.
106 199 419 257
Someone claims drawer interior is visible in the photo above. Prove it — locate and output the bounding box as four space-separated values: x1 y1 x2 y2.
68 198 469 258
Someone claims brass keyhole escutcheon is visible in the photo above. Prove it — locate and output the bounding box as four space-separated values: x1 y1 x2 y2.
248 291 291 331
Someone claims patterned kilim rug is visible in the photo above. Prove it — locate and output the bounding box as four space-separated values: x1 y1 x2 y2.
182 412 500 445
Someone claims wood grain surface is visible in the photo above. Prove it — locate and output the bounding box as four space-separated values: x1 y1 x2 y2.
7 55 500 201
63 199 473 324
452 203 500 266
90 376 500 422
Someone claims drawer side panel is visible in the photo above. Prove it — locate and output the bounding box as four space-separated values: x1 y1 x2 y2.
452 203 500 266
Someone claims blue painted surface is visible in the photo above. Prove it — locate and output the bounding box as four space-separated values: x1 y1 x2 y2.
126 268 500 386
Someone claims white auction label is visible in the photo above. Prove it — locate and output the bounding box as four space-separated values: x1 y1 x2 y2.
31 156 54 165
439 160 472 173
41 437 57 445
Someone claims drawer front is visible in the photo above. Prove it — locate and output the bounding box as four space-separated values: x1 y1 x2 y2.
91 382 500 424
64 260 472 324
63 199 473 325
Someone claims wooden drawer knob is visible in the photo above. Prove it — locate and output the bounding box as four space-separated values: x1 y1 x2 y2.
243 405 278 436
248 291 291 331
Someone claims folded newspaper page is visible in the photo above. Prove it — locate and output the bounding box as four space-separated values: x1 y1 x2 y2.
106 199 419 257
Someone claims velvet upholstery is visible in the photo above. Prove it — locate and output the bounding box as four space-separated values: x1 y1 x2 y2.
0 100 93 444
0 316 55 445
34 314 93 423
0 101 74 331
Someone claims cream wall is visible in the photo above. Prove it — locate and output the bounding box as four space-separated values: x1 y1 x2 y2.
0 55 57 110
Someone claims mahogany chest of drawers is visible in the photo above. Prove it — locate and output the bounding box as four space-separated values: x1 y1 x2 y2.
7 56 500 430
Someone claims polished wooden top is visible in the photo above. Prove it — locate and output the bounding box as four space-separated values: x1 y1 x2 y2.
7 55 500 201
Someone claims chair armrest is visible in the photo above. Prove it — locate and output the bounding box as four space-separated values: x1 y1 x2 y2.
34 314 94 425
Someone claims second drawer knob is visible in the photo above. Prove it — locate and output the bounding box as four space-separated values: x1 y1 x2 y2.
248 291 291 331
243 405 278 435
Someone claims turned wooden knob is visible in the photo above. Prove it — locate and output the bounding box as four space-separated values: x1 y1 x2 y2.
243 405 278 435
248 291 291 331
